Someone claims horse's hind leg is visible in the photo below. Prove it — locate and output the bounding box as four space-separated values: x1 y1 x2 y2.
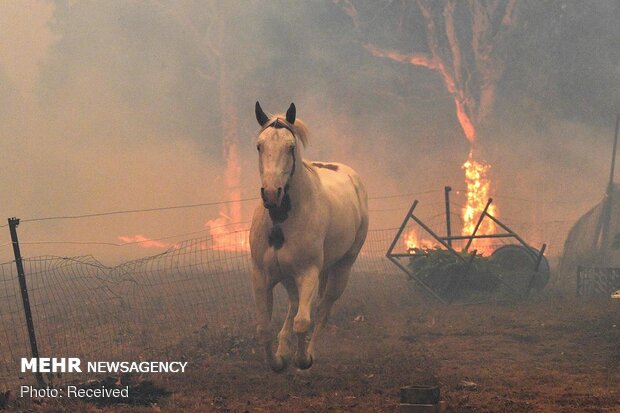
307 254 356 358
275 277 298 364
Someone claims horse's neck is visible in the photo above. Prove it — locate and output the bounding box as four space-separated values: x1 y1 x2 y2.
287 159 316 214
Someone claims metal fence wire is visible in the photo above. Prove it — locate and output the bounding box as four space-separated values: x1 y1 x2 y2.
0 216 570 388
0 227 411 387
576 266 620 298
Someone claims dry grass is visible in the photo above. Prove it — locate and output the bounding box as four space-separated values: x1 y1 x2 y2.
4 278 620 412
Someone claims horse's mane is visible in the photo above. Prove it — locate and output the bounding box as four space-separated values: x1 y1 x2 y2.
268 114 309 148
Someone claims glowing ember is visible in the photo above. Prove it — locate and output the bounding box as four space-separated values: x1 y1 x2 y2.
117 234 169 249
461 151 497 254
404 229 435 253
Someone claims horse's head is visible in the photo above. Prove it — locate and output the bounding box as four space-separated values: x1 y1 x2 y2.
254 101 301 209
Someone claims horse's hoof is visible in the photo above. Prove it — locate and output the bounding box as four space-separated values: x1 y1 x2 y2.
295 355 313 370
270 356 288 373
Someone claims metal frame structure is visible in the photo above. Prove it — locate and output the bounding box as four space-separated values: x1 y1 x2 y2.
386 191 548 304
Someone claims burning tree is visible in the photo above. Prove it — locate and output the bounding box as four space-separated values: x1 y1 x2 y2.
338 0 519 252
156 2 247 250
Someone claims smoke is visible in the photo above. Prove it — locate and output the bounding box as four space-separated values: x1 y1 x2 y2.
0 0 58 99
0 1 617 264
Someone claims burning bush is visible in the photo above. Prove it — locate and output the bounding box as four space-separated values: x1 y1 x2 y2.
408 248 500 298
407 245 543 302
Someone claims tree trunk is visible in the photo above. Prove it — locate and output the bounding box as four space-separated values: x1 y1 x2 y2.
219 57 242 225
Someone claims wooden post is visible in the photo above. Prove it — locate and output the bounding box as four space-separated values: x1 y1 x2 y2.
525 243 547 296
8 218 44 386
444 186 452 247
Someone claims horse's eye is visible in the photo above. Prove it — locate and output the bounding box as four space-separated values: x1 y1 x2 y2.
256 144 261 152
290 146 295 154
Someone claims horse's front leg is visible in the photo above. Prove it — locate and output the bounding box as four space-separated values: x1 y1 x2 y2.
275 277 298 364
252 265 286 372
293 265 320 369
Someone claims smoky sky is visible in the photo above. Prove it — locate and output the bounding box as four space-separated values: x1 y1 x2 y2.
0 0 617 263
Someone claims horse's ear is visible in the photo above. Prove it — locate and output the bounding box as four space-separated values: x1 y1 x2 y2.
286 103 296 124
255 101 269 127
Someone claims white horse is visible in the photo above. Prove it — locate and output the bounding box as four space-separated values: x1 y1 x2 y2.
250 102 369 371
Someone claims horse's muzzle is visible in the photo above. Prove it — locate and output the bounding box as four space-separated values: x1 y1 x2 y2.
261 187 283 209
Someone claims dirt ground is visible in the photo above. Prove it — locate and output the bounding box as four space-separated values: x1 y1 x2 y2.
6 283 620 412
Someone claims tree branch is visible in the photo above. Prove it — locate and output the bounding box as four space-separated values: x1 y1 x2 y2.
502 0 517 26
443 0 463 87
333 0 361 31
470 0 491 60
416 0 457 94
364 43 435 69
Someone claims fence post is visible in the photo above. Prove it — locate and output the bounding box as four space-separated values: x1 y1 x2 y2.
8 217 44 386
444 186 452 247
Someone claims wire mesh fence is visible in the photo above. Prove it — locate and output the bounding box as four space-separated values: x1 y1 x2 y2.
0 227 412 387
0 209 572 388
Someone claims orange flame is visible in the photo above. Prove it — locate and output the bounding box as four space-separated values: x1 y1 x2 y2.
404 229 435 253
117 234 170 249
461 151 497 255
405 229 418 252
116 140 248 251
204 142 250 251
204 210 249 251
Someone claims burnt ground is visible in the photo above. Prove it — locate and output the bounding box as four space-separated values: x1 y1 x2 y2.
5 287 620 412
